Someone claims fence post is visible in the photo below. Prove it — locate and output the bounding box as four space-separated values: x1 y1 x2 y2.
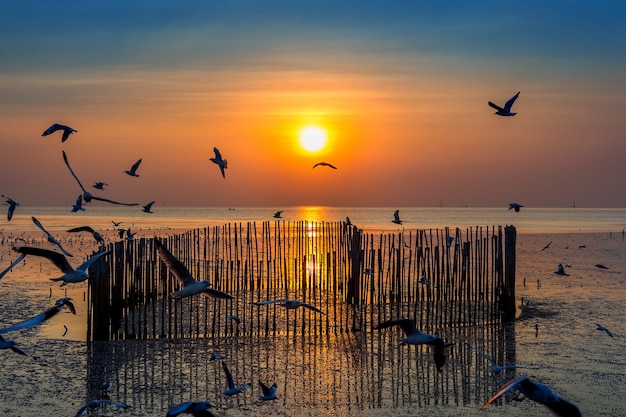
503 225 517 322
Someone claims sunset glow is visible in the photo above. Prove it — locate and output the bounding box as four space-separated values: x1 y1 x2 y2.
298 126 328 153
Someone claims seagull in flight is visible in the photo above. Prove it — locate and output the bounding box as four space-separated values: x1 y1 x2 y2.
254 299 325 314
66 225 105 245
555 263 569 276
42 123 77 142
209 147 227 179
465 342 527 373
488 91 520 116
32 216 73 257
73 399 129 417
273 211 284 219
166 401 215 417
2 194 19 221
142 201 155 213
0 298 76 334
63 151 139 206
595 323 613 337
541 241 552 251
508 203 523 212
258 380 278 401
481 376 581 417
392 210 403 225
222 362 251 396
124 158 142 177
312 162 337 169
155 240 233 299
70 195 85 213
13 246 109 286
92 182 109 190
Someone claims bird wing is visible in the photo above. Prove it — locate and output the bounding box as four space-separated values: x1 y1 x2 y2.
166 401 193 416
213 147 222 161
77 250 110 272
259 380 271 395
14 246 73 273
42 123 62 136
61 127 76 142
300 302 325 314
0 254 25 280
222 362 235 389
466 343 497 366
327 163 337 169
503 92 520 112
155 240 195 286
7 201 16 221
488 101 505 112
374 318 418 336
253 299 288 306
67 226 96 234
130 159 142 172
62 151 88 194
480 376 526 410
90 195 139 206
201 288 234 299
393 210 400 222
0 299 74 334
32 216 53 238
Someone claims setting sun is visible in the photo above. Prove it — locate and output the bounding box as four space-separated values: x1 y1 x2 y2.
298 126 327 152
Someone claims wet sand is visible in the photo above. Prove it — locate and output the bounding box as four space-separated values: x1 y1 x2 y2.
0 229 625 416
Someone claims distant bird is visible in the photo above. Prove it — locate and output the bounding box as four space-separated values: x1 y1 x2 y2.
124 158 142 177
209 147 227 179
541 241 552 251
595 263 609 269
155 240 233 299
209 352 224 361
258 380 278 401
312 162 337 169
41 123 77 142
166 401 215 417
273 211 284 219
112 220 123 227
73 399 129 417
227 315 241 324
70 195 85 213
32 216 73 257
391 210 403 225
488 91 520 116
142 201 155 213
254 299 325 314
446 236 455 248
578 245 586 249
92 182 108 190
0 298 76 334
595 323 613 337
465 342 527 373
222 362 251 396
345 216 352 226
0 254 26 280
66 225 104 245
63 151 139 206
508 203 523 212
13 246 109 286
481 376 581 417
374 318 449 371
2 194 19 221
554 263 569 276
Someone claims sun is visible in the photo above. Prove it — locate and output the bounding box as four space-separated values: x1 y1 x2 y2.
298 126 327 152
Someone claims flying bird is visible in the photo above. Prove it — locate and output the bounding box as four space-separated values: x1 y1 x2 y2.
480 376 581 417
541 241 552 251
258 380 278 401
70 195 85 213
209 352 224 361
124 158 142 177
166 401 215 417
42 123 77 142
63 151 139 206
488 91 520 116
222 362 251 396
2 194 19 221
0 298 76 334
465 342 528 373
73 400 129 417
155 240 233 299
392 210 403 225
273 211 284 219
508 203 524 212
142 201 155 213
595 323 613 337
92 182 109 190
112 220 123 227
253 299 325 314
209 147 227 179
13 246 109 286
66 225 105 245
32 216 73 257
555 263 569 276
312 162 337 169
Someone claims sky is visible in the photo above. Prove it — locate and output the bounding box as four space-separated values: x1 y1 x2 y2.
2 1 626 208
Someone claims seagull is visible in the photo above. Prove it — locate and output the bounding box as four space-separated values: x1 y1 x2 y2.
112 220 123 227
595 323 613 337
209 147 227 179
66 225 105 245
481 376 581 417
222 362 251 396
155 240 233 299
92 182 109 190
0 298 76 334
595 263 609 269
2 194 19 221
13 246 109 286
63 151 139 206
74 399 129 417
391 210 402 225
312 162 337 169
253 299 325 314
166 401 215 417
142 201 155 213
508 203 523 212
258 380 278 401
70 195 85 212
555 263 569 276
273 211 284 219
541 241 552 251
0 254 26 280
32 216 73 257
488 91 520 116
374 318 449 371
465 342 527 373
124 158 142 177
42 123 77 142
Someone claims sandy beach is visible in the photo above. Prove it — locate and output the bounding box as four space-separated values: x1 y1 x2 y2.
0 227 624 417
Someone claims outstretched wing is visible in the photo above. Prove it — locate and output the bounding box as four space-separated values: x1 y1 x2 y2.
13 246 73 273
253 299 289 306
374 318 417 337
0 298 75 334
130 159 142 172
90 195 139 206
465 343 496 366
67 226 96 234
222 362 235 389
488 101 505 112
0 254 25 280
480 376 526 410
300 302 325 314
202 288 234 300
155 240 195 287
77 250 110 272
62 151 88 194
503 92 520 112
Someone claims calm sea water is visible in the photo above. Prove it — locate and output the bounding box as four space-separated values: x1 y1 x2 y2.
5 206 626 234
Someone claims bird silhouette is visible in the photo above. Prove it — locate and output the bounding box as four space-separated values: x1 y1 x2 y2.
489 92 520 116
42 123 77 142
